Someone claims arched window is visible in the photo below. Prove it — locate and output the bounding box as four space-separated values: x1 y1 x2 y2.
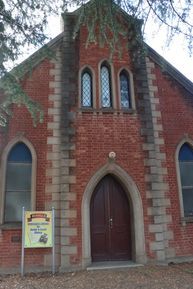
100 64 112 108
81 70 93 107
4 142 32 222
120 70 131 109
179 143 193 217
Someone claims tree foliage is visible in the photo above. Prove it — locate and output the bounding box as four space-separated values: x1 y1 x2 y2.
0 0 62 126
68 0 193 50
0 0 193 126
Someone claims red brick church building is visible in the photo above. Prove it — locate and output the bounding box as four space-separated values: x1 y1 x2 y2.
0 5 193 273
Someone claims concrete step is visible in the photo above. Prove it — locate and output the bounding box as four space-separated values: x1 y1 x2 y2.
87 261 143 271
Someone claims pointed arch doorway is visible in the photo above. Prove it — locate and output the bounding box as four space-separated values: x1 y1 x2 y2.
90 175 132 262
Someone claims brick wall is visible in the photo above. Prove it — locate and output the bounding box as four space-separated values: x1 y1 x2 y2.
154 63 193 258
0 58 53 271
69 24 150 266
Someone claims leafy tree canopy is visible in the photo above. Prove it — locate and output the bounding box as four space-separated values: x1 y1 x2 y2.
0 0 193 126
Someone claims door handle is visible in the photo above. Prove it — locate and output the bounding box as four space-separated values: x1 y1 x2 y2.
109 218 113 229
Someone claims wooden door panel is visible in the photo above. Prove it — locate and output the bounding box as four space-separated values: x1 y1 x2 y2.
110 179 131 260
90 175 131 262
90 181 110 261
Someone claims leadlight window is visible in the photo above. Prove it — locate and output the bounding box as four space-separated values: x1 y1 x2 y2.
4 142 32 222
101 65 112 108
81 70 92 107
179 143 193 217
120 71 131 109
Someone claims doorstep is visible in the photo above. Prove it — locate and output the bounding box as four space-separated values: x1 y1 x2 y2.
87 261 143 271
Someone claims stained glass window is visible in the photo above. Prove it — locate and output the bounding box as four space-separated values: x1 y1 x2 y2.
101 65 112 108
81 71 92 107
120 71 131 109
4 142 32 222
179 143 193 217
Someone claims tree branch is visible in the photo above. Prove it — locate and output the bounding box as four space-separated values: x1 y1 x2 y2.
169 0 193 28
146 0 192 38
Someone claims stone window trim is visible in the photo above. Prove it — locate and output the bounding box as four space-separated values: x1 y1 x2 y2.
175 137 193 225
81 70 93 107
79 65 96 109
98 59 117 110
117 67 136 111
0 136 37 226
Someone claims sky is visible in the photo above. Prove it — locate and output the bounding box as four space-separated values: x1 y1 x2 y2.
45 13 193 83
144 19 193 83
21 7 193 83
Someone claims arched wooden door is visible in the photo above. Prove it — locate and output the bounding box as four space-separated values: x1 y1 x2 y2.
90 175 132 262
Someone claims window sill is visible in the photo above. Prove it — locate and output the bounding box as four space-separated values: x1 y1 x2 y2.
0 223 22 230
79 107 95 113
119 108 136 114
181 217 193 225
78 108 136 115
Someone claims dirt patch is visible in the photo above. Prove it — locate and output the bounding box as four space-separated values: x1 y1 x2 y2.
0 263 193 289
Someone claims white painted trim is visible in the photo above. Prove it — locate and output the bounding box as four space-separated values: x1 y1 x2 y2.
0 136 37 224
81 162 146 268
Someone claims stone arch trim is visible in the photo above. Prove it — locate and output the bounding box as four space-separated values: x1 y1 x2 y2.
0 136 37 224
81 162 147 267
175 136 193 220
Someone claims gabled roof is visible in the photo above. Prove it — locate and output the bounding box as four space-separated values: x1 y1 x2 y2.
10 32 63 80
146 44 193 95
10 7 193 95
69 0 143 25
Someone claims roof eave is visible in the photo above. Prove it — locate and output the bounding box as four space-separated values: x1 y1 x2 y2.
145 43 193 95
9 32 64 80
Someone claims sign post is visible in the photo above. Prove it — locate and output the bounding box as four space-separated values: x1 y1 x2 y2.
21 207 25 277
52 207 55 274
21 208 55 276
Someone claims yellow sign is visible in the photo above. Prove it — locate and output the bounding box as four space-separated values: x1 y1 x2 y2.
24 211 53 248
